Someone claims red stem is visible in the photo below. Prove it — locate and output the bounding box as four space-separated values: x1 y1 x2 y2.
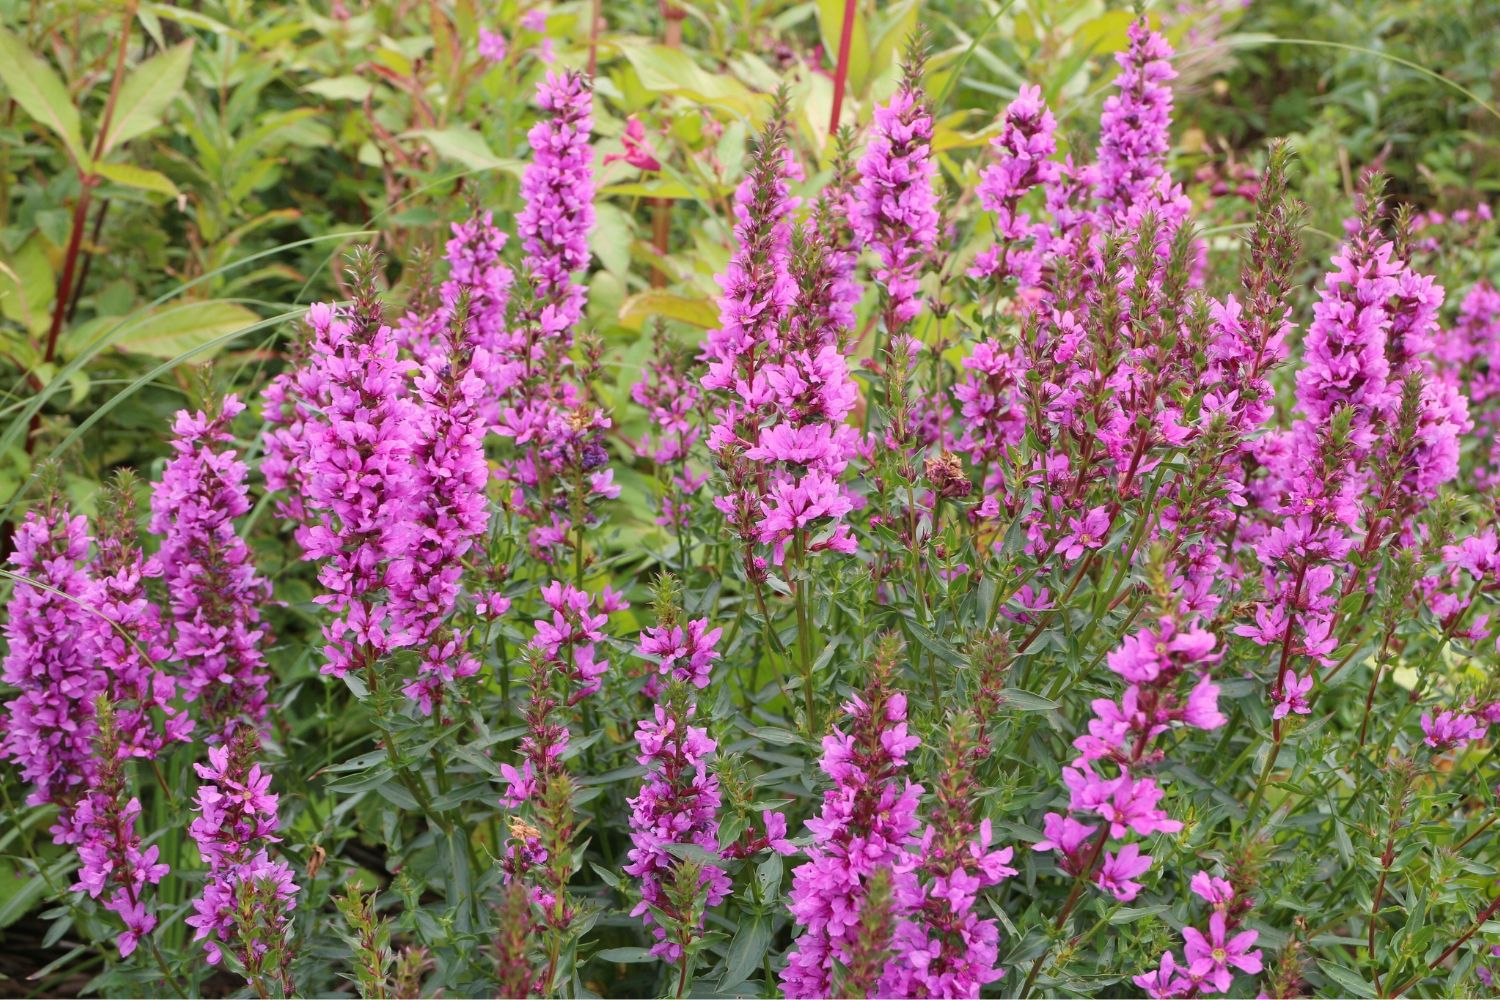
828 0 858 137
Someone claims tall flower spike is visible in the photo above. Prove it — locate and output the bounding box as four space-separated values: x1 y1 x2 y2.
1095 19 1188 232
396 295 491 714
886 715 1017 997
150 394 273 736
295 249 422 681
624 686 730 963
71 699 169 957
782 638 924 997
853 36 939 326
92 471 191 759
0 499 103 839
185 726 299 992
518 70 596 343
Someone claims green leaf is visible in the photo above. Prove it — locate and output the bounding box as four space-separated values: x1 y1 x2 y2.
1318 961 1377 998
616 42 769 119
595 947 654 964
409 128 522 175
1001 689 1060 712
617 291 718 330
111 300 260 359
0 27 88 166
720 914 770 988
305 75 376 101
94 162 179 197
0 234 55 334
99 40 194 154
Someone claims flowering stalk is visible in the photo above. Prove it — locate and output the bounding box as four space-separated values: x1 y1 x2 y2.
781 637 924 997
149 394 273 736
853 36 938 329
185 726 299 995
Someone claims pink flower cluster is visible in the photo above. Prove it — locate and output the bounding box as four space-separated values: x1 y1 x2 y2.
1136 872 1262 997
185 730 299 982
782 663 924 997
149 395 272 735
624 697 731 961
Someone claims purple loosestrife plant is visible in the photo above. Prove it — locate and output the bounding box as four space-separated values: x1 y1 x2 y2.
149 394 273 736
1 499 103 837
853 42 938 329
185 726 299 994
781 638 924 998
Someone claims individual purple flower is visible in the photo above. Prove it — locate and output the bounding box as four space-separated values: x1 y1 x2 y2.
518 70 595 342
1272 672 1313 720
478 28 508 63
1134 950 1192 998
1421 709 1488 750
149 395 273 736
1190 871 1236 908
1181 911 1263 993
1058 505 1112 560
1096 842 1153 902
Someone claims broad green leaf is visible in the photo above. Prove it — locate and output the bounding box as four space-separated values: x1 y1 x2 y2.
1318 961 1376 998
1074 11 1135 58
616 42 769 119
94 162 179 197
409 127 522 174
595 947 654 964
721 914 771 989
618 291 717 330
305 75 376 101
0 27 88 166
1001 689 1061 712
99 40 194 153
111 300 260 359
0 234 55 334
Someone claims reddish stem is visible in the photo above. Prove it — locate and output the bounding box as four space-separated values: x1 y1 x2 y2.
828 0 858 136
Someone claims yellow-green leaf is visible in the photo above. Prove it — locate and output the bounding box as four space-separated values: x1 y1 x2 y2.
616 43 769 120
409 128 522 175
112 301 260 359
99 40 194 154
618 291 717 331
0 27 88 166
94 162 180 197
0 234 55 335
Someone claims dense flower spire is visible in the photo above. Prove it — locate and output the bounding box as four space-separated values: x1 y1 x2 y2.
293 256 422 681
149 394 273 736
518 70 595 342
0 502 102 833
71 699 169 958
1095 19 1187 230
396 303 492 714
185 727 299 993
782 640 924 997
853 45 939 325
624 691 730 963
